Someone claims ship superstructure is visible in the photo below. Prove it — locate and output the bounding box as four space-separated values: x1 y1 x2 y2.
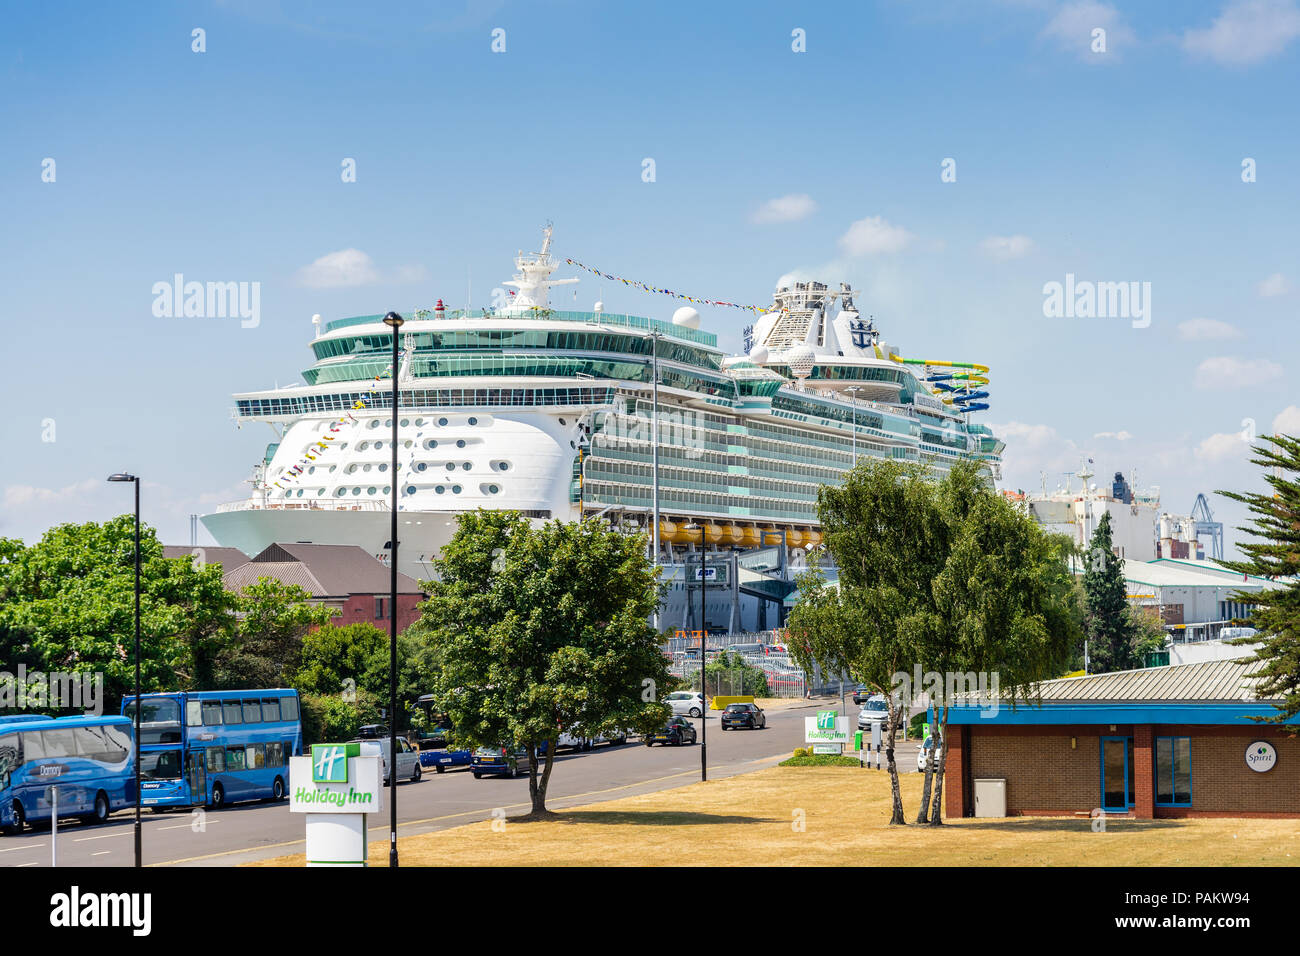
203 228 1004 586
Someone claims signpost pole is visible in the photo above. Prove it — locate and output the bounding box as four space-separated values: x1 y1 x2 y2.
50 787 56 868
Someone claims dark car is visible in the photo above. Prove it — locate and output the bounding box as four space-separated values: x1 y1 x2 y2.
720 702 767 730
471 744 530 779
645 716 697 746
851 685 873 706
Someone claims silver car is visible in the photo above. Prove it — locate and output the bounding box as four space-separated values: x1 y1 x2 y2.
665 691 705 718
355 737 423 785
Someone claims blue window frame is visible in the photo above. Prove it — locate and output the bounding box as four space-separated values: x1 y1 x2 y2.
1099 736 1134 812
1155 736 1193 806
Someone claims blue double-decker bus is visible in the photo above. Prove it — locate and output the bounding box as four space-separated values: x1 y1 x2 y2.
121 689 302 809
0 714 136 833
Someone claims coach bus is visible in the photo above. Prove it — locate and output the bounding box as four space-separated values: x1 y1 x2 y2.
121 689 302 810
0 714 136 834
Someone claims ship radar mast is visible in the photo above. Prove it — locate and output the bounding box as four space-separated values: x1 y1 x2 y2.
499 222 578 315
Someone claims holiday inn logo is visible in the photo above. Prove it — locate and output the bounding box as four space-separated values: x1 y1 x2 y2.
312 743 359 784
816 710 836 730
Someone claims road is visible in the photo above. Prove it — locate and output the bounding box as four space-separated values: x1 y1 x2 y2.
0 699 924 867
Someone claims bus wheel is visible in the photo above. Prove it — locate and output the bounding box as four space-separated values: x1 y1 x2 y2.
272 777 285 801
211 784 225 809
4 801 23 834
90 791 110 825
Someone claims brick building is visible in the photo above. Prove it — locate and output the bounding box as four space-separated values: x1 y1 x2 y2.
944 660 1299 819
219 542 426 633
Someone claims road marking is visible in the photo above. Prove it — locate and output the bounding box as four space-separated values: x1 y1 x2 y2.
17 861 39 867
74 831 130 843
157 821 218 831
0 843 45 853
92 850 111 857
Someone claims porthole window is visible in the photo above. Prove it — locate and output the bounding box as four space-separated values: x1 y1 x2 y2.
357 441 368 451
318 488 326 496
379 463 388 472
374 441 383 450
335 487 345 496
462 462 471 471
406 485 417 495
559 418 566 426
424 439 438 449
385 419 392 427
308 466 315 474
353 487 361 495
435 486 445 495
400 419 410 427
452 485 462 494
404 440 413 449
383 486 390 495
468 417 478 426
368 487 377 495
416 462 427 472
368 420 379 429
446 463 456 471
415 418 424 426
297 489 305 497
456 439 466 448
438 417 448 427
363 464 372 472
488 485 499 494
570 441 576 449
498 462 510 471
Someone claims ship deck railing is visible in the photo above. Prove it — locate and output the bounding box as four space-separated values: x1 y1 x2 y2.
213 498 390 514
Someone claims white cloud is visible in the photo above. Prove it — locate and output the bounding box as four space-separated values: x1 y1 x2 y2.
1042 1 1135 61
1195 431 1249 462
295 249 380 288
752 194 817 224
838 216 914 257
1176 318 1241 340
1272 405 1300 436
1093 430 1133 440
1183 0 1300 65
979 235 1035 260
1196 355 1284 388
988 421 1059 446
1257 272 1289 297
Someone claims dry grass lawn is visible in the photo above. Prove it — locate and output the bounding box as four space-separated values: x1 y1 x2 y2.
250 765 1300 867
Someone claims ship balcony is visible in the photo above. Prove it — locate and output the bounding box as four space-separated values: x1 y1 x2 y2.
213 497 390 514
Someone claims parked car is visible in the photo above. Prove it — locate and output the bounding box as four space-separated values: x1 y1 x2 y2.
857 694 890 731
471 744 530 778
851 685 872 706
720 702 766 730
665 691 705 718
916 734 943 773
420 747 473 772
645 716 697 746
354 736 422 785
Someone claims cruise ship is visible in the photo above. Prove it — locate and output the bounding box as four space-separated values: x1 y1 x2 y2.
203 227 1004 601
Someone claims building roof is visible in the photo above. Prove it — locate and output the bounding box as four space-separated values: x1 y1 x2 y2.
1149 558 1276 586
221 543 422 598
947 659 1283 726
1122 559 1266 591
163 545 250 570
1025 659 1267 703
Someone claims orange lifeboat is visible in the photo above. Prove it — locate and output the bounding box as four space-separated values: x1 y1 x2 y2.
704 522 724 545
740 526 762 548
804 530 823 548
785 528 805 549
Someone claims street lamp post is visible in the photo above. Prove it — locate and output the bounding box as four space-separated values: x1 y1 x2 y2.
685 522 707 782
107 472 142 868
382 310 404 869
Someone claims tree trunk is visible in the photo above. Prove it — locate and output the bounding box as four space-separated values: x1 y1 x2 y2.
928 705 950 826
885 704 906 825
527 739 558 816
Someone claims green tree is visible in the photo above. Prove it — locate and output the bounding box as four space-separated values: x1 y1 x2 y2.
702 651 769 697
419 511 673 816
215 578 336 689
1082 512 1140 673
359 628 442 730
0 518 235 710
300 687 383 745
790 459 1078 825
292 622 387 698
1218 433 1300 725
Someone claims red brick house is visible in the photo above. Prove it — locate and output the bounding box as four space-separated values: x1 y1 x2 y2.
944 659 1299 819
220 543 425 633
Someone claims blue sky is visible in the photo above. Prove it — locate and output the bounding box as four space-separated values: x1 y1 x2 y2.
2 0 1297 557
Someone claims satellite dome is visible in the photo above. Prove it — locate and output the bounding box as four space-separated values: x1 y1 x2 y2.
672 306 701 329
594 300 604 312
786 345 816 378
749 344 769 363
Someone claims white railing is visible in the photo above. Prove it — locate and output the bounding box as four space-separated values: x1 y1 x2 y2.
213 498 390 514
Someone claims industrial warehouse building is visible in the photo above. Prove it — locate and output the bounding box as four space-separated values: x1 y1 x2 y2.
944 660 1298 819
